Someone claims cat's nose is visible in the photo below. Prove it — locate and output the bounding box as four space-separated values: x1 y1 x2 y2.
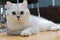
17 16 20 18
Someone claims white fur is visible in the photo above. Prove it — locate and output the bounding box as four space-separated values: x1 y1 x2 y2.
6 1 60 36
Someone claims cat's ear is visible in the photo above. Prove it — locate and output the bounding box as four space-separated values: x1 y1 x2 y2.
22 0 28 8
6 1 13 9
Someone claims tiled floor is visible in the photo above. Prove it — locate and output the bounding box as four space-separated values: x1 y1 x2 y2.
0 31 60 40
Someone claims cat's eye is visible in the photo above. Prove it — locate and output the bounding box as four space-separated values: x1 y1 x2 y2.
20 11 24 15
12 12 16 15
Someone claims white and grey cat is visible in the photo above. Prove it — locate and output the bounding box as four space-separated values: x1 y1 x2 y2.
6 0 60 36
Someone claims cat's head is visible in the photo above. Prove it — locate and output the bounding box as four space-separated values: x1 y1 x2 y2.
5 0 30 23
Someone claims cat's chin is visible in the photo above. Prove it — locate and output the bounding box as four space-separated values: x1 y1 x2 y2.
16 21 21 24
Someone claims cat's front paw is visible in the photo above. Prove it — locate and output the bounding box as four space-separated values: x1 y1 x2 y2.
21 30 32 37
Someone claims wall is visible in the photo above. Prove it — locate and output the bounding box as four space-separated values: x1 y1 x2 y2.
55 0 60 5
38 0 52 7
28 0 52 8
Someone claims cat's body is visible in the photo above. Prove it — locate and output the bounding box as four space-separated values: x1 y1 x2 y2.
6 1 60 36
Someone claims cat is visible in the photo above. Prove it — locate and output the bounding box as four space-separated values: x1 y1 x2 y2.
5 0 60 37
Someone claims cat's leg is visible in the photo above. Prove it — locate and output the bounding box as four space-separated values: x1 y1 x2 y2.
49 24 60 31
49 26 58 30
20 28 32 37
20 27 39 37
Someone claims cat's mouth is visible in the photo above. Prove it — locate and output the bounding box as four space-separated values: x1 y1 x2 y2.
16 18 21 23
17 18 20 21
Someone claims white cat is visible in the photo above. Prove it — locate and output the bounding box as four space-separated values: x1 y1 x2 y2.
6 0 60 36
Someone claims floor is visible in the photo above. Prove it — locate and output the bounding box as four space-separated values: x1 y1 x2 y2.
0 31 60 40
